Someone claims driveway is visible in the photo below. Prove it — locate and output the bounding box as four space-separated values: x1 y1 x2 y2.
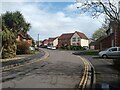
2 49 84 88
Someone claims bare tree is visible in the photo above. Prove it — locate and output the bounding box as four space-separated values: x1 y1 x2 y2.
76 0 120 23
76 0 120 46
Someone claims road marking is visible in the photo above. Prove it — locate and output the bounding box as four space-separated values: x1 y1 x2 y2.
79 56 89 90
78 56 95 90
81 56 96 89
82 65 88 89
1 50 49 72
79 65 87 86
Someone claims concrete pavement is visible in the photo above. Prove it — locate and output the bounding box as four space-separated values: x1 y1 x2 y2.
82 55 120 89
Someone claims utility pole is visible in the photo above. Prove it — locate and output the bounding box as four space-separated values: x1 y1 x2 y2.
38 34 39 47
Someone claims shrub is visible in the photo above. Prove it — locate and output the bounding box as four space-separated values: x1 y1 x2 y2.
66 46 71 50
17 41 30 54
61 45 86 51
73 51 99 55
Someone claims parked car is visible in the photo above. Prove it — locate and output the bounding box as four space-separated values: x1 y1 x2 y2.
29 46 35 51
47 46 56 50
83 46 89 50
47 46 52 49
98 47 120 58
40 45 47 48
51 46 56 50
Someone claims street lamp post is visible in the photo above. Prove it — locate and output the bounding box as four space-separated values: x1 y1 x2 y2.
38 34 39 47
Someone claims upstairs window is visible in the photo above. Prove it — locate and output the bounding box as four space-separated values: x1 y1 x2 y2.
78 37 80 41
72 37 76 42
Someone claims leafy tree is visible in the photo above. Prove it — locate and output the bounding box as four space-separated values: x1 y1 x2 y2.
1 11 31 59
92 28 106 40
2 11 31 36
1 26 16 58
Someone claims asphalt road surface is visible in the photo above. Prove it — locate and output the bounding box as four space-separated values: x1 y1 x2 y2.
2 49 84 88
2 50 45 67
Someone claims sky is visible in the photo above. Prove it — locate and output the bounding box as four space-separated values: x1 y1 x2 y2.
1 0 105 40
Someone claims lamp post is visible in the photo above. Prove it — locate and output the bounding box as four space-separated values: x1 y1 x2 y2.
38 34 40 47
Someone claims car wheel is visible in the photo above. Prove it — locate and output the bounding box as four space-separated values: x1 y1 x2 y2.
102 54 107 59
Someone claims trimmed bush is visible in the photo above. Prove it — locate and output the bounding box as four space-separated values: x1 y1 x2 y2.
17 41 30 54
73 51 99 55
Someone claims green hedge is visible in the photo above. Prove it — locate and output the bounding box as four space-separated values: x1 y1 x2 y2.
73 51 99 55
61 45 86 50
82 51 99 55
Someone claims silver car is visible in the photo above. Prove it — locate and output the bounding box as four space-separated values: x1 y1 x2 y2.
99 47 120 58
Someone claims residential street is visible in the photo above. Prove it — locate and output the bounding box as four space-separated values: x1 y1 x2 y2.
2 49 84 88
1 1 120 90
2 49 120 89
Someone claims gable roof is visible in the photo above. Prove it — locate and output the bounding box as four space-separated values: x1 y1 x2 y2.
48 38 56 42
59 33 74 40
48 37 59 42
18 31 25 39
89 36 107 46
59 31 88 40
42 39 48 43
18 31 32 40
75 31 88 39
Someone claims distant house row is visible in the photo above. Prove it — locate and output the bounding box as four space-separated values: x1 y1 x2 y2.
41 21 120 50
41 31 89 48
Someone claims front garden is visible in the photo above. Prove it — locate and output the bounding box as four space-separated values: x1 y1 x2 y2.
1 11 36 59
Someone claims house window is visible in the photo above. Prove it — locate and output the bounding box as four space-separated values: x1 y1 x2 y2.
72 37 76 42
78 37 80 41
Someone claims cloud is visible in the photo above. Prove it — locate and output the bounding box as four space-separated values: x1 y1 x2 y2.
2 0 75 2
2 2 104 40
65 3 82 11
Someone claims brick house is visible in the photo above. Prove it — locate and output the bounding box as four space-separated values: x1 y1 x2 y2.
42 39 48 46
58 33 74 48
58 31 89 48
36 40 42 47
16 31 32 45
48 37 59 47
90 21 120 50
89 38 95 49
